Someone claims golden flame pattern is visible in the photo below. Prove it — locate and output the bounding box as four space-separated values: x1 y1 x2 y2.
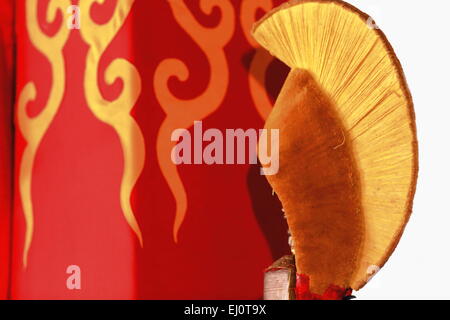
79 0 145 246
18 0 70 267
240 0 274 120
153 0 235 242
17 0 271 265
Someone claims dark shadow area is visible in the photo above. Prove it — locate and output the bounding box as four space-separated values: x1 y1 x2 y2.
241 48 290 103
132 0 291 299
247 164 290 262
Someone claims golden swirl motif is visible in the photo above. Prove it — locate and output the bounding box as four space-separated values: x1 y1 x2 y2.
79 0 145 246
240 0 274 120
18 0 70 267
154 0 235 242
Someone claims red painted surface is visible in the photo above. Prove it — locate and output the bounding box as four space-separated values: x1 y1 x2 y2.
5 0 291 299
0 0 14 300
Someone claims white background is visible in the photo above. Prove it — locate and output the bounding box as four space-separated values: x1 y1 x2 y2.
342 0 450 300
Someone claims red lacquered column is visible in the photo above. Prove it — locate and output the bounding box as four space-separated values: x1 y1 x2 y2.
0 0 14 300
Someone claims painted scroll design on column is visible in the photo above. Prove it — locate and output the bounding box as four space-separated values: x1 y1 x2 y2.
80 0 145 246
240 0 274 120
18 0 70 267
154 0 235 242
